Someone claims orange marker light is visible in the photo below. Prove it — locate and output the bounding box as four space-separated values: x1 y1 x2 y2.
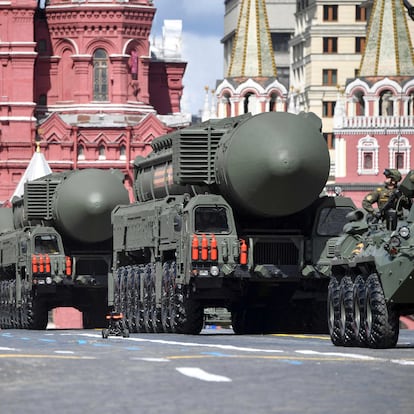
210 235 218 261
65 256 72 276
191 235 199 261
201 234 208 261
38 254 44 273
32 255 38 274
240 239 248 265
45 255 51 273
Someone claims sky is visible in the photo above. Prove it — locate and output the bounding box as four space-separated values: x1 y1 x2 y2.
151 0 225 116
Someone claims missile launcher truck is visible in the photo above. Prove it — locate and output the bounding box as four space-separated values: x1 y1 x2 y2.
318 171 414 348
109 111 356 334
0 169 129 329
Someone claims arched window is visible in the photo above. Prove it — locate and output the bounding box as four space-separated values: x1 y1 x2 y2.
389 136 411 173
93 49 108 101
223 93 231 117
98 144 106 160
354 90 365 116
77 144 85 160
357 135 379 175
408 92 414 116
379 90 393 116
243 92 256 114
269 93 278 112
120 144 126 160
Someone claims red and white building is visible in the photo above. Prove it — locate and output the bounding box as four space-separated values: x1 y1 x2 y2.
0 0 189 202
332 0 414 206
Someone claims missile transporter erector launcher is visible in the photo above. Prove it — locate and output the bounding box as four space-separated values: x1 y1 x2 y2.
0 169 129 329
110 112 356 334
318 171 414 348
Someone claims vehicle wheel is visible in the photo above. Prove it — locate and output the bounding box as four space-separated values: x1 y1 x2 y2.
231 306 264 334
132 266 142 333
161 262 172 333
125 266 134 332
339 276 356 346
364 273 399 348
102 328 109 339
171 283 203 335
143 266 153 333
28 296 48 330
353 275 366 346
327 277 343 346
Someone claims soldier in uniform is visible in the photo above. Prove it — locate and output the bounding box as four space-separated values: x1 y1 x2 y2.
362 169 410 217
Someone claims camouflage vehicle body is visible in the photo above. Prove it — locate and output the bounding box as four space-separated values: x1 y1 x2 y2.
0 169 129 329
318 170 414 348
110 112 356 334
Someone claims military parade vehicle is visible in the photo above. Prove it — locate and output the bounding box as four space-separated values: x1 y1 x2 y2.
0 169 129 329
318 170 414 348
109 111 356 334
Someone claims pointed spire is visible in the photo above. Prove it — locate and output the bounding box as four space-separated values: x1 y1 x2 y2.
201 86 211 122
359 0 414 76
227 0 277 78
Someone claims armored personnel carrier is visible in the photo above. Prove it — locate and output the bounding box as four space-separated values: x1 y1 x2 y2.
0 169 129 329
318 170 414 348
109 111 355 334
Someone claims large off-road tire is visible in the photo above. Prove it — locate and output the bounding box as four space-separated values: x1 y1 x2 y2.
339 276 356 346
353 275 366 347
170 282 203 335
364 273 399 349
28 295 48 330
231 306 264 334
327 277 343 346
161 262 172 333
132 266 143 333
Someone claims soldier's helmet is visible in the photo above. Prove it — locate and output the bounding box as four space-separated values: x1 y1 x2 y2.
384 168 402 182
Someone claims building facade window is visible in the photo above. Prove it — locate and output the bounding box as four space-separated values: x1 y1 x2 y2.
355 5 367 21
355 37 366 53
323 132 334 150
120 144 126 160
379 90 394 116
77 144 85 160
93 49 108 101
357 136 379 175
389 136 411 173
322 69 337 86
323 37 338 53
323 101 336 117
98 144 106 160
271 33 290 52
323 5 338 21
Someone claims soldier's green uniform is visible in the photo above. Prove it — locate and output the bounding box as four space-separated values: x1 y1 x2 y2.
362 186 397 213
362 169 411 215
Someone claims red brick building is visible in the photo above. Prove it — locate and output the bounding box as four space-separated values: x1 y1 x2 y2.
0 0 189 202
332 0 414 206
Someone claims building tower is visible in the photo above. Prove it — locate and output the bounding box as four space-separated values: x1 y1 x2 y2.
290 1 368 149
332 0 414 206
0 0 189 202
215 0 288 118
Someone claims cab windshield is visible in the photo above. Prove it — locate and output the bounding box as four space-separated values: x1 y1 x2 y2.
195 206 230 233
34 235 60 254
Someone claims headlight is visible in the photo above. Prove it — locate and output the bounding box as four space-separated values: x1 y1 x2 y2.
398 226 410 239
210 266 219 276
46 276 53 284
389 236 401 248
